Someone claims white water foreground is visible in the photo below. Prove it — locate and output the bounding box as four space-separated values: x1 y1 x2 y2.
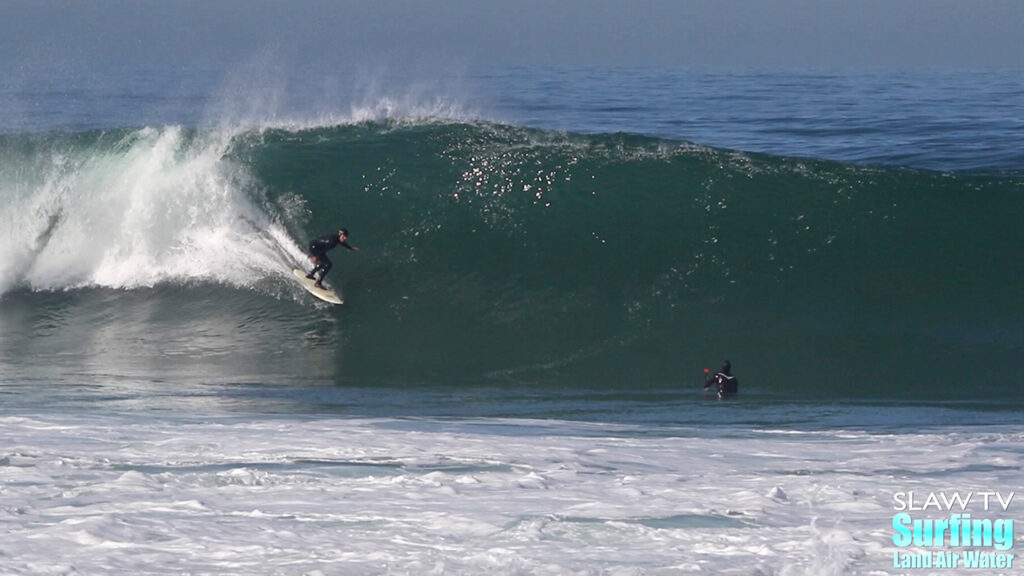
3 413 1021 575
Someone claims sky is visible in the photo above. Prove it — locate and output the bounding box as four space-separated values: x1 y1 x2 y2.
2 0 1023 70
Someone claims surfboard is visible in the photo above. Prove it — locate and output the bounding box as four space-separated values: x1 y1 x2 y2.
292 269 343 305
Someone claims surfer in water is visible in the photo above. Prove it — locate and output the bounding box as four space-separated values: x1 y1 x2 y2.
704 360 739 398
306 229 359 289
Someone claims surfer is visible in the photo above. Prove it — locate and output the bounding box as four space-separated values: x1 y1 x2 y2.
306 229 359 289
704 360 739 398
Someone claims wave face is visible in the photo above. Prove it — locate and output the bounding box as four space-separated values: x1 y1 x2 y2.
2 122 1022 399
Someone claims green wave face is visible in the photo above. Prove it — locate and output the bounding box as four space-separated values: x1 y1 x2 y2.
3 122 1023 398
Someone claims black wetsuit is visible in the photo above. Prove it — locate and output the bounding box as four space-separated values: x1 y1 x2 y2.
308 234 354 284
704 362 739 398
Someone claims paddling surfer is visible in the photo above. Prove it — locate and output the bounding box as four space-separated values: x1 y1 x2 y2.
704 360 739 398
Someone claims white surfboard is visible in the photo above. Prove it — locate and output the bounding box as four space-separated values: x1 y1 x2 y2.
292 269 343 305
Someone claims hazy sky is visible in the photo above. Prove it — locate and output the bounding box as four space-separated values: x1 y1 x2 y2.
3 0 1023 70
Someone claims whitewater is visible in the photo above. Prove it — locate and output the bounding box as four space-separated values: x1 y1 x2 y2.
2 65 1023 575
6 411 1023 576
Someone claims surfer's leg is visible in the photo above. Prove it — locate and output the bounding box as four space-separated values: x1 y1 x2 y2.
308 252 325 279
315 257 332 287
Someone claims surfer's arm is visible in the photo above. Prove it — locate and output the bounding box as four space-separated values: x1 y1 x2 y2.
704 373 726 388
341 241 359 251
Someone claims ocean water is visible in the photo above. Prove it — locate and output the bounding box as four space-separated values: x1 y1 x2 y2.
1 64 1023 575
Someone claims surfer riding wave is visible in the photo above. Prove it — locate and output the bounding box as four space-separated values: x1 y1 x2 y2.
306 228 359 289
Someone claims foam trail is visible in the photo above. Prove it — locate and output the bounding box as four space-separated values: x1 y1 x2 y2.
0 127 302 296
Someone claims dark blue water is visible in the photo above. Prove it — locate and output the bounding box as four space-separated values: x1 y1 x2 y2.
485 67 1024 170
3 65 1022 170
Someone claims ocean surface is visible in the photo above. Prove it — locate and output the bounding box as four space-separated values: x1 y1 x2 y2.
1 64 1023 575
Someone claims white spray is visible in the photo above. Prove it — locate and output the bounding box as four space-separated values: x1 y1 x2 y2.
0 126 307 297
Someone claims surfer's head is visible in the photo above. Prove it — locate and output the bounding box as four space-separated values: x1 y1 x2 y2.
338 228 349 239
